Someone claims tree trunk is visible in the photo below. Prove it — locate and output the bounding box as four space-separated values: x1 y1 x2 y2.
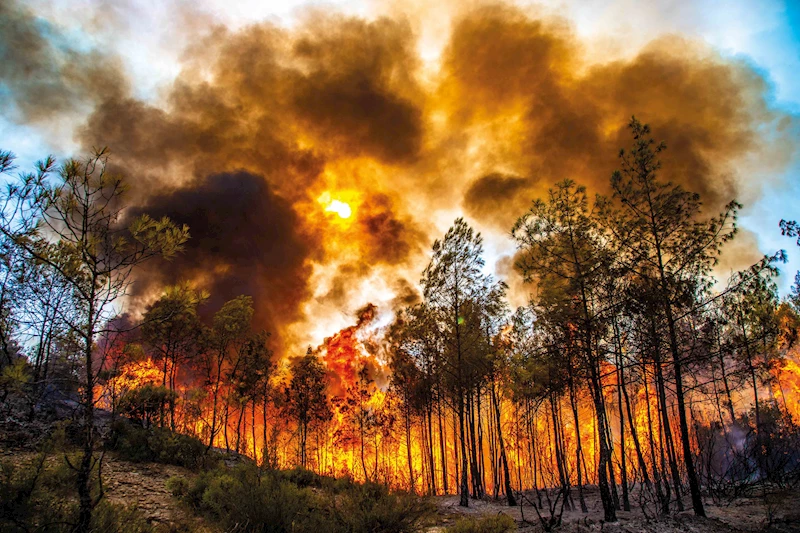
589 363 617 522
459 390 469 507
406 408 415 493
76 293 98 533
491 379 516 506
645 367 670 514
621 362 654 495
438 399 448 493
568 375 588 512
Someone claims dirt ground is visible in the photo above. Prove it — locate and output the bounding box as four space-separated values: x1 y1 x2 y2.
432 486 800 532
100 457 217 532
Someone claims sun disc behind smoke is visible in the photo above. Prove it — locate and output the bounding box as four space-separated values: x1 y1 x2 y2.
319 191 353 219
327 200 352 219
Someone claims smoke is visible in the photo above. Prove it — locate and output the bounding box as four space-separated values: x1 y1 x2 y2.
0 1 127 123
127 171 319 349
445 7 792 229
2 0 797 355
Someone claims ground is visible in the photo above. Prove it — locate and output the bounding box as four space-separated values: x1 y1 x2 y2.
101 457 216 532
432 486 800 532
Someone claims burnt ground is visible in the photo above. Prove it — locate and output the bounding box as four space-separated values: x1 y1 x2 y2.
432 486 800 532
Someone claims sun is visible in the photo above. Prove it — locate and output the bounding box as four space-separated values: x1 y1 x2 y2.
326 199 352 219
318 191 353 220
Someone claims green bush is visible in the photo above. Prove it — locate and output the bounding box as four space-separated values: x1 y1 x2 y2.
166 475 190 497
108 420 218 470
446 514 517 533
175 463 433 533
0 452 158 532
330 481 434 533
178 464 322 532
279 465 323 487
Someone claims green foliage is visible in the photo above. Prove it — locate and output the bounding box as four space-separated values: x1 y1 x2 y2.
174 463 433 533
0 358 30 405
166 475 190 497
330 481 433 533
0 448 157 532
1 358 29 389
279 465 325 487
213 295 254 341
176 465 323 533
117 384 178 427
108 421 219 471
446 514 516 533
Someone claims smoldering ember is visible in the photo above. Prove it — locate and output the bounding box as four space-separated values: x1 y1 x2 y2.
1 1 799 532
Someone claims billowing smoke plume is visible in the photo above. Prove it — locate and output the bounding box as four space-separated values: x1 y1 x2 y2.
0 1 127 123
2 0 796 355
445 6 791 228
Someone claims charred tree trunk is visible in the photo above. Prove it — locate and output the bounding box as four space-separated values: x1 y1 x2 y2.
567 372 588 512
438 399 448 493
491 378 516 506
589 362 617 522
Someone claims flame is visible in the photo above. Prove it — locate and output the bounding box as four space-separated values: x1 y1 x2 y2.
774 352 800 423
93 306 800 497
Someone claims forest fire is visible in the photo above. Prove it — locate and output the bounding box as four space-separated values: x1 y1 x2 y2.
2 1 800 531
775 357 800 423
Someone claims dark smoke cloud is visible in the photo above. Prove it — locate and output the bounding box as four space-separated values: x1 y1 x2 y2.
390 278 421 309
289 17 424 163
358 193 423 265
129 171 320 345
464 173 533 225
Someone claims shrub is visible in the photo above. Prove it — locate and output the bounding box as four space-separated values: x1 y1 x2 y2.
0 451 158 532
279 465 320 486
166 475 190 497
178 464 321 532
446 514 517 533
108 421 218 470
330 481 434 533
174 463 433 533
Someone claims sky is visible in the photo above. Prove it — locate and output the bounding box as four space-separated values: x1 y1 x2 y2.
1 0 798 352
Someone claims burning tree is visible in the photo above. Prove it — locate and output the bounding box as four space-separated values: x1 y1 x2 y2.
284 348 332 468
513 180 617 521
420 217 507 507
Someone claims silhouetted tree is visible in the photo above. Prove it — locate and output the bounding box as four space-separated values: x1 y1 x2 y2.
421 218 507 506
141 283 207 429
598 118 740 517
285 349 332 468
